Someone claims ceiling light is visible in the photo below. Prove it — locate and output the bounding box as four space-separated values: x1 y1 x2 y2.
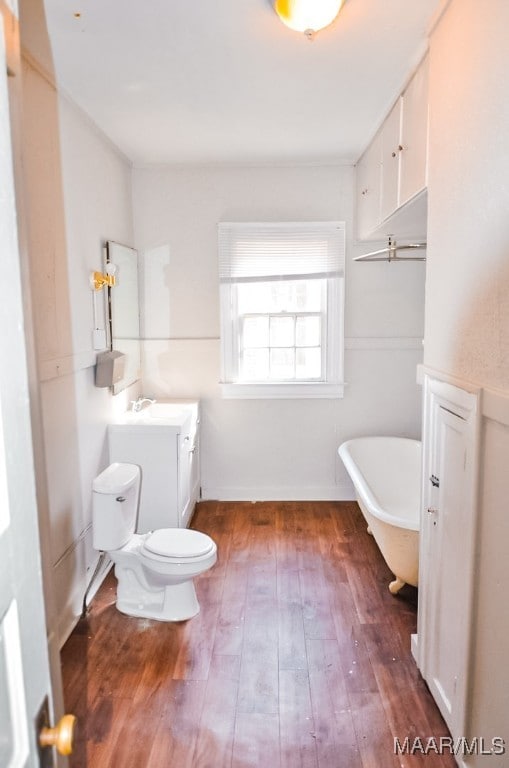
273 0 345 39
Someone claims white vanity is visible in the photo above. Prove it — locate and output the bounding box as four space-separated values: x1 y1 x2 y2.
108 399 200 531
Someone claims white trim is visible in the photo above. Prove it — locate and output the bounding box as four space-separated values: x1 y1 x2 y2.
419 363 509 425
481 387 509 427
419 364 482 395
39 351 97 381
201 484 355 502
346 336 422 351
220 381 344 399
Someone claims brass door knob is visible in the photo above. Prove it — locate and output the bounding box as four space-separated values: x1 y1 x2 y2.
39 714 77 756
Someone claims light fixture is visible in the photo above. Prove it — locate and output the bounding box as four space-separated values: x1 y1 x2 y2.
273 0 345 39
90 262 117 291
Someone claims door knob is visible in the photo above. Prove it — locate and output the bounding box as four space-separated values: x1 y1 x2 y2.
39 714 77 756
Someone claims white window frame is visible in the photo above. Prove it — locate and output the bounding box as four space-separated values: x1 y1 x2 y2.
219 222 345 399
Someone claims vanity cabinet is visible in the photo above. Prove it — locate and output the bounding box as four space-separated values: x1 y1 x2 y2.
108 400 200 532
356 54 429 240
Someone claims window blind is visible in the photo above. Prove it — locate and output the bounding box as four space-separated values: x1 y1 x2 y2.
218 221 345 283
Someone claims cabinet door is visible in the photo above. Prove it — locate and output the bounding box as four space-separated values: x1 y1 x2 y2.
418 378 479 740
178 431 192 527
356 129 382 239
399 56 429 206
380 97 402 222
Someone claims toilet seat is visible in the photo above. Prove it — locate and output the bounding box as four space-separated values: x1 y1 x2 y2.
141 528 215 562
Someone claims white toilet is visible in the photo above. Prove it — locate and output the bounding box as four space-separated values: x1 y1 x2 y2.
92 462 217 621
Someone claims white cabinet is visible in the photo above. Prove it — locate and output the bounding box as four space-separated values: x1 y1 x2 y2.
400 56 429 206
356 55 429 240
416 377 479 740
108 400 200 532
356 129 382 240
380 97 403 221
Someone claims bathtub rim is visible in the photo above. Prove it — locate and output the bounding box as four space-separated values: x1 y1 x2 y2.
338 436 421 532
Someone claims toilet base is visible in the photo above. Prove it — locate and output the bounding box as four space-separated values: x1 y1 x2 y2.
116 577 200 622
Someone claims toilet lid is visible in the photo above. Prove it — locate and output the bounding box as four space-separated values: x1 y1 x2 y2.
143 529 214 558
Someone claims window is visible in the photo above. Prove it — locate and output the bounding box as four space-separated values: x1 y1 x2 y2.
218 222 345 398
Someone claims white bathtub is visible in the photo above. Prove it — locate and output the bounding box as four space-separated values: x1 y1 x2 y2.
338 436 421 594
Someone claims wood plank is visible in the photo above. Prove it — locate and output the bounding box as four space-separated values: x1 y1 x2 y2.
192 654 240 768
145 680 207 768
172 575 223 680
232 713 280 768
279 669 318 768
306 638 362 768
277 568 307 671
299 566 338 640
213 561 249 656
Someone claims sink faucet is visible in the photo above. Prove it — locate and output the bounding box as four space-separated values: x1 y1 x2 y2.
131 396 156 413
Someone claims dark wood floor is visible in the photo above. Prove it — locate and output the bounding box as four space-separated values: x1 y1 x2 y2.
61 501 456 768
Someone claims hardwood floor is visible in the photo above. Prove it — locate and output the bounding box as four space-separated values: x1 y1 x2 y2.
61 501 456 768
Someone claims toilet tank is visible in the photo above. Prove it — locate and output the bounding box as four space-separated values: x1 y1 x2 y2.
92 462 140 551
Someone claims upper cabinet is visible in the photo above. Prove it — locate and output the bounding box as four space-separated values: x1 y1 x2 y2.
399 56 429 207
380 97 403 221
356 54 429 241
356 129 382 240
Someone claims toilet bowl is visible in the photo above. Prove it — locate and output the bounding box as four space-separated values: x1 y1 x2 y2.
92 462 217 621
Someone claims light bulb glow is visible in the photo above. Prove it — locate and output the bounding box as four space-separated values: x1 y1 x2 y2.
274 0 344 34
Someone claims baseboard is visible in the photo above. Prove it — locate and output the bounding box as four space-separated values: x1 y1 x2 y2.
200 484 355 502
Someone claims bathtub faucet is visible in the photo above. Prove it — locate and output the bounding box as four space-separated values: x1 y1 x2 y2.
131 396 156 413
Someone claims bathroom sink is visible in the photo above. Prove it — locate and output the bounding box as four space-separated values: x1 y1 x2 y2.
114 399 198 428
145 402 188 419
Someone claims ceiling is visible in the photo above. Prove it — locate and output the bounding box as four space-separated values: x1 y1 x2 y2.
42 0 444 166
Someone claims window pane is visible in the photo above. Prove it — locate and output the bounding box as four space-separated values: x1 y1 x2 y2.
269 316 294 347
296 347 321 379
238 283 272 314
242 348 269 380
242 316 269 348
293 280 322 312
270 348 295 379
295 315 321 347
237 279 324 314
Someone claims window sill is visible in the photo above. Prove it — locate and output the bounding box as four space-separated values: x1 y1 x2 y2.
220 382 344 399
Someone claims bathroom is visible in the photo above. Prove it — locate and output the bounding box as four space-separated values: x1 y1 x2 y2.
1 0 509 766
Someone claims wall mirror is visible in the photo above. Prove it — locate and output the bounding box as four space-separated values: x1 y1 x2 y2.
105 241 141 394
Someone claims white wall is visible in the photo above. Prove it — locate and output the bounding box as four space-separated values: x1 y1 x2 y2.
426 1 509 762
21 55 138 644
133 164 425 500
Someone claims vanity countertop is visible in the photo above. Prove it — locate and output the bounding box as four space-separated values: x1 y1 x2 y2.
110 399 199 431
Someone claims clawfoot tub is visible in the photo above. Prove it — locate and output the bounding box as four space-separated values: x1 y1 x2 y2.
338 437 421 595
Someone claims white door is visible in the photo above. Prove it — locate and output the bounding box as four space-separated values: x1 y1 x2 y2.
0 7 65 766
417 376 479 740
